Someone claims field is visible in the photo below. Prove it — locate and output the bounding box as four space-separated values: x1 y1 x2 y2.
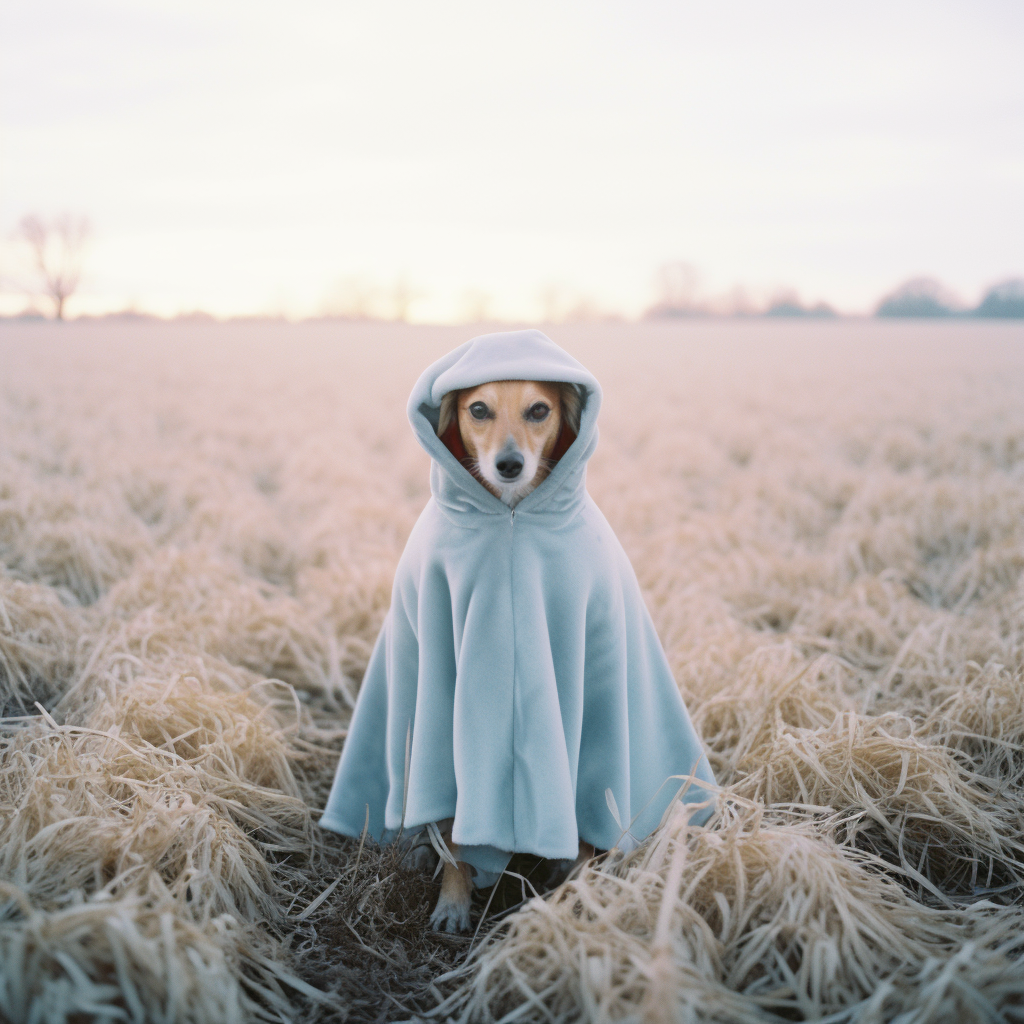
2 318 1024 1023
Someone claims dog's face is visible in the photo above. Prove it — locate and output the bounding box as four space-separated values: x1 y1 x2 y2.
454 380 564 506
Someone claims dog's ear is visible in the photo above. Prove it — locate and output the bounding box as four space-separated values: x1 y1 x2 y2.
558 383 585 435
437 391 460 437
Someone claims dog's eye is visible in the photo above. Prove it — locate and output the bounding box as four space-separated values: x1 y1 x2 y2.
469 402 489 420
526 403 550 422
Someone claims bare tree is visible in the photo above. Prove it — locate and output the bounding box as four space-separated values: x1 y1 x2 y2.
649 261 701 316
321 275 379 319
539 282 572 323
18 213 91 319
563 296 606 323
390 275 423 322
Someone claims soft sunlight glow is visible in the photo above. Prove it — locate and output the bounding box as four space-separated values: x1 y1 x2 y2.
2 0 1022 320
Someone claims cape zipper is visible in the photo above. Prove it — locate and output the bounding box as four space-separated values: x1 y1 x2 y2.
509 505 516 843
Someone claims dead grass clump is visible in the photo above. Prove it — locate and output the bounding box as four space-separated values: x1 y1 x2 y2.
729 710 1024 900
97 549 335 690
0 572 81 715
0 671 318 915
690 642 1024 902
0 881 267 1024
0 475 151 607
920 658 1024 787
829 475 1024 612
442 800 1024 1023
693 648 853 783
0 608 345 1019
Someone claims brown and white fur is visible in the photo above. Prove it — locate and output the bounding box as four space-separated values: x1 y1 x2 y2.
437 379 583 508
428 822 594 933
428 379 591 933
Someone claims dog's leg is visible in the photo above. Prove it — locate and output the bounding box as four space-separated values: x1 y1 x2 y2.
571 839 595 875
544 837 598 888
429 826 473 933
400 832 439 873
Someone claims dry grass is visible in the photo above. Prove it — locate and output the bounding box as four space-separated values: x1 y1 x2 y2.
1 318 1023 1022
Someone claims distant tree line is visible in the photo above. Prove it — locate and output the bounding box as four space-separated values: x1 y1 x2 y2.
6 220 1023 322
875 277 1024 319
645 262 1024 320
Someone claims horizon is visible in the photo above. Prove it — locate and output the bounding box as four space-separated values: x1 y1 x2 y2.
2 1 1022 322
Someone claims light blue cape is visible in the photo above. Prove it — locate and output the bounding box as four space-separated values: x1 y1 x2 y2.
319 330 715 877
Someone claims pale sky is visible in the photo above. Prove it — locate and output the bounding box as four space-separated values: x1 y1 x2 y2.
2 0 1022 321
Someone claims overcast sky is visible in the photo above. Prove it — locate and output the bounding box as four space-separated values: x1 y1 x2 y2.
2 0 1022 320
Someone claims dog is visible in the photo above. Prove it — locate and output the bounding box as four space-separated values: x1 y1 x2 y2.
437 379 583 509
428 378 592 932
319 332 717 938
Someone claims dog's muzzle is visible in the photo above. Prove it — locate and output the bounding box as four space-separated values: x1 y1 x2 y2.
495 446 524 480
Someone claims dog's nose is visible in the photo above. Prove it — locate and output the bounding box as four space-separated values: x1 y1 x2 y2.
496 456 524 480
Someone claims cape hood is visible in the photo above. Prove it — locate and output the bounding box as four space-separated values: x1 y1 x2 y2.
320 330 715 877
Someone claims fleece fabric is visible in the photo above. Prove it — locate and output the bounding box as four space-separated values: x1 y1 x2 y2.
319 330 716 877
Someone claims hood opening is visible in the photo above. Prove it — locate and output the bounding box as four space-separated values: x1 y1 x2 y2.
547 417 578 462
439 416 470 464
436 383 581 480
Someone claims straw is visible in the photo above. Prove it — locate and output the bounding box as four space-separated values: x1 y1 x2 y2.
3 321 1024 1022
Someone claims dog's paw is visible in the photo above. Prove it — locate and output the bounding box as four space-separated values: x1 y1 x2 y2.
543 858 576 889
401 843 439 872
430 892 471 933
